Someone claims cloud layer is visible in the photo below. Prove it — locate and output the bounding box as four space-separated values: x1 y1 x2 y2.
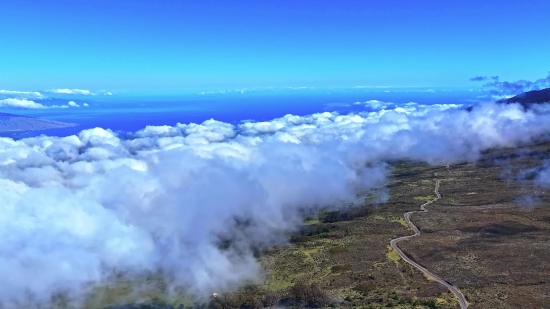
1 101 550 307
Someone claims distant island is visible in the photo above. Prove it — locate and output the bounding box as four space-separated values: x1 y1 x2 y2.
497 87 550 107
0 112 75 132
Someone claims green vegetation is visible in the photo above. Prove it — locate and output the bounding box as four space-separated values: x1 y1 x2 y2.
386 245 400 262
413 195 436 202
389 216 409 229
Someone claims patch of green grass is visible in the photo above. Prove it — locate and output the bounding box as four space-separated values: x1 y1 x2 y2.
83 278 190 308
373 260 389 268
413 195 436 202
298 247 318 263
422 272 437 282
390 217 408 228
267 279 294 291
303 219 320 225
329 246 347 254
436 297 448 304
386 245 400 262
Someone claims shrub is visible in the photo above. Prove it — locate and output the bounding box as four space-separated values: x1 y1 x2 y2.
353 282 376 294
290 225 332 243
422 298 441 309
321 210 349 223
329 246 347 254
288 281 331 308
290 235 309 243
303 225 331 236
208 284 265 309
320 206 371 223
263 291 281 307
208 293 240 309
348 206 371 219
331 264 352 272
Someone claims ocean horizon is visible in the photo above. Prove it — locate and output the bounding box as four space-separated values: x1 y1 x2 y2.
1 88 478 139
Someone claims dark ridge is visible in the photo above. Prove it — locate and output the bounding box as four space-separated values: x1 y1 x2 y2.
497 87 550 108
0 112 75 132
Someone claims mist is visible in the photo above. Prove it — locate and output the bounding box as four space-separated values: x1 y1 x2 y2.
2 101 550 307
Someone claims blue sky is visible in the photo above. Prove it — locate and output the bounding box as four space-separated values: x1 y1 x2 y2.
1 0 549 92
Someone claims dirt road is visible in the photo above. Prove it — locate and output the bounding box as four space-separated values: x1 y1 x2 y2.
390 180 468 309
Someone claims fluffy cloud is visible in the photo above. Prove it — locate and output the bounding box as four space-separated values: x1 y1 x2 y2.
1 101 550 306
0 99 86 110
0 89 112 100
47 89 94 95
0 90 45 100
0 98 49 109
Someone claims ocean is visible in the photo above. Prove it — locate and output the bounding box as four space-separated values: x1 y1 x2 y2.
0 88 479 139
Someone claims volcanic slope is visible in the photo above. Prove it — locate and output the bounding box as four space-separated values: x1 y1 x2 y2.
498 87 550 107
258 142 550 309
78 141 550 309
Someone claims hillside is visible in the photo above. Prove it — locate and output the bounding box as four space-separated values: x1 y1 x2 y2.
0 112 75 132
497 87 550 106
84 142 550 309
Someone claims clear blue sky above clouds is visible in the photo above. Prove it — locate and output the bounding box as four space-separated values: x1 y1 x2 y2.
1 0 549 91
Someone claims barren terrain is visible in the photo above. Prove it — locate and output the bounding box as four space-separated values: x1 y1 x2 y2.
258 142 550 308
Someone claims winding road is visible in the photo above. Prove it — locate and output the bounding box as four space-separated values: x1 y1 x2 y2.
390 179 468 309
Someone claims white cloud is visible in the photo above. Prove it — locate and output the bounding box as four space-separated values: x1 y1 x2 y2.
362 99 392 109
47 89 94 95
491 94 514 100
97 90 113 96
1 101 550 305
0 90 45 100
0 98 84 110
83 103 89 107
0 98 48 109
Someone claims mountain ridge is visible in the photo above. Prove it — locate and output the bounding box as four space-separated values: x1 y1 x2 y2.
0 112 75 132
497 87 550 107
